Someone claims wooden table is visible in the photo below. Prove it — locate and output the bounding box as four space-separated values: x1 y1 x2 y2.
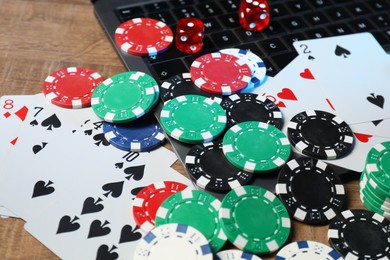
0 0 364 259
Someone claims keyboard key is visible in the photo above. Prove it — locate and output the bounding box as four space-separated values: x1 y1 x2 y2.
171 0 195 6
117 6 143 21
348 18 375 33
367 1 390 11
280 16 309 31
220 0 240 13
261 58 278 77
218 14 241 28
149 11 177 26
305 28 330 39
196 2 223 17
145 2 169 13
202 17 223 34
304 11 330 26
260 38 288 55
325 7 351 21
269 3 290 18
260 20 285 36
327 23 353 36
283 32 307 47
173 6 200 19
370 13 390 28
234 28 264 42
211 31 240 47
151 59 189 81
286 0 312 13
309 0 333 8
236 43 265 57
345 3 370 16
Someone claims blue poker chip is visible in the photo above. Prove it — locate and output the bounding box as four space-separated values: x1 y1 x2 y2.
103 114 165 152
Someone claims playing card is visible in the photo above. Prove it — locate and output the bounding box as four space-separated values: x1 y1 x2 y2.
293 33 390 124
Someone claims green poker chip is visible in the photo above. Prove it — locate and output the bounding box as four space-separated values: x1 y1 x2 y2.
360 188 390 219
222 121 291 173
361 172 390 208
91 71 158 123
219 185 291 254
160 95 227 144
154 189 227 252
365 141 390 191
361 170 390 198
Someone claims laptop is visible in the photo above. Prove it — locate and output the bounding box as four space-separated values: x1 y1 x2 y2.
91 0 390 191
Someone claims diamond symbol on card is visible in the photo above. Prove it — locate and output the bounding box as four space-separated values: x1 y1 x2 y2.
3 112 11 118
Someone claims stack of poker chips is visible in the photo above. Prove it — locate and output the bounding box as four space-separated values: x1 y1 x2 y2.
359 141 390 219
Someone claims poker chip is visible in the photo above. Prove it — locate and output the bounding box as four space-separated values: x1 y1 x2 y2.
221 93 283 129
103 114 165 152
160 95 227 144
91 71 158 123
361 168 390 199
360 184 390 216
361 171 390 207
159 73 213 101
155 189 227 252
275 158 345 224
42 67 103 109
222 121 291 173
219 185 291 254
190 52 252 95
185 140 254 192
215 249 263 260
287 110 354 159
133 223 213 260
115 18 173 56
327 209 390 259
220 48 266 91
365 141 390 191
132 181 189 232
275 240 343 260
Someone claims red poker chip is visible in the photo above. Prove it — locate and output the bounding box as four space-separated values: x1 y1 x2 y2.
132 181 189 232
115 18 173 56
190 52 252 95
42 67 103 109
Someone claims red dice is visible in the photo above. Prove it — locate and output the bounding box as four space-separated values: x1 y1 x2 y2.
239 0 270 31
175 18 205 54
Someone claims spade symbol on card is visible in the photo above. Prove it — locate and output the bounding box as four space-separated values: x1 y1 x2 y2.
93 133 110 147
88 220 111 238
372 119 383 126
32 180 55 198
30 119 39 127
96 245 118 260
367 93 384 109
308 55 315 60
41 114 61 130
119 225 142 244
84 129 93 136
124 165 145 181
57 215 80 234
102 181 124 198
32 142 48 154
81 197 104 215
115 162 124 169
335 45 351 58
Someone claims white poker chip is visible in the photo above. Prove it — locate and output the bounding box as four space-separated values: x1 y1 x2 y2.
275 240 343 260
133 223 213 260
220 48 266 92
215 249 263 260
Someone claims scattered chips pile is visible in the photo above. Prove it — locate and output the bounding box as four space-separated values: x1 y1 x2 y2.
359 141 390 219
276 240 343 260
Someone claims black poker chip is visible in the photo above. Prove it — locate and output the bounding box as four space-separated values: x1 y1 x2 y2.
287 110 354 159
159 73 213 101
275 157 346 225
185 140 254 192
221 93 283 129
328 209 390 259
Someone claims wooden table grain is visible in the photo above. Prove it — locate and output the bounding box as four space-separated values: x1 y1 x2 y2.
0 0 364 259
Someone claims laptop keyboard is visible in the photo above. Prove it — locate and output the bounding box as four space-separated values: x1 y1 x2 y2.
113 0 390 82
